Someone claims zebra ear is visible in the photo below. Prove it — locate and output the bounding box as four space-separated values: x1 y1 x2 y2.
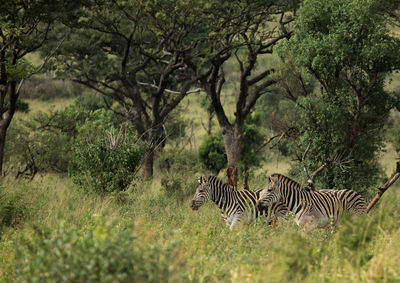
198 176 207 184
271 176 280 187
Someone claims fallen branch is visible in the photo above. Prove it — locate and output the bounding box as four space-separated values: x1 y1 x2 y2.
367 161 400 213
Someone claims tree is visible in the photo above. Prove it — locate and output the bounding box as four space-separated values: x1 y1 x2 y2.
47 0 207 178
273 0 400 191
196 0 296 169
0 0 79 174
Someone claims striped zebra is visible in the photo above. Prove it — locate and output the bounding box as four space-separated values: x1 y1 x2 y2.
190 176 288 230
256 173 368 229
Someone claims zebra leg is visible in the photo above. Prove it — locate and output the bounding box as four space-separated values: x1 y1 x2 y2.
228 213 244 230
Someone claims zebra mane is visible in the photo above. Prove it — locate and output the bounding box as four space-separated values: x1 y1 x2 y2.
200 175 224 185
200 175 237 191
270 173 304 190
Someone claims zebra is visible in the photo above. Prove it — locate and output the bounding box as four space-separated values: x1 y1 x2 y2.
190 175 288 230
256 173 368 229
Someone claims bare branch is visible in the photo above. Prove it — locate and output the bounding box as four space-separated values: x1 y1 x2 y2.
302 140 313 187
258 133 285 152
137 81 202 95
16 34 68 95
367 161 400 213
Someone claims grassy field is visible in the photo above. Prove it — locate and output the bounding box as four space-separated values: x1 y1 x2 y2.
1 96 400 282
1 168 400 282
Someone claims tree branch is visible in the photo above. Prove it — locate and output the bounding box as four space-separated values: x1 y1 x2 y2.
16 34 68 95
367 161 400 213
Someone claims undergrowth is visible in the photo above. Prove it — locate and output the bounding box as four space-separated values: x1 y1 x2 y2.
1 175 400 282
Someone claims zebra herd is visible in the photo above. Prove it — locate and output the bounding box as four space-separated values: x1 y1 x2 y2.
190 173 368 230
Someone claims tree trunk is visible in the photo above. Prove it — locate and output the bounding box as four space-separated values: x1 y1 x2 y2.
140 124 163 179
0 81 17 175
221 123 243 168
0 127 6 175
207 112 213 136
141 150 154 179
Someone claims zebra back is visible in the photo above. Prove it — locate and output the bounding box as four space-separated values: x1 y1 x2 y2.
270 173 368 216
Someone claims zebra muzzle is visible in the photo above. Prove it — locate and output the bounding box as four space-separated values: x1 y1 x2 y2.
256 200 267 211
190 200 199 210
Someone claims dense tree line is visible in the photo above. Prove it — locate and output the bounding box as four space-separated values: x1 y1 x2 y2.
1 0 400 193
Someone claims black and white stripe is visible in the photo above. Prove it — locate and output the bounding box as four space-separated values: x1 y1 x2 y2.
190 176 287 230
257 173 368 229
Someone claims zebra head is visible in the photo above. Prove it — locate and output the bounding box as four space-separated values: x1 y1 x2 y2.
190 177 212 210
257 175 281 211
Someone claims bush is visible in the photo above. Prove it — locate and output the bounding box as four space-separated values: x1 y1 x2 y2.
16 99 30 113
4 119 71 178
4 104 94 177
157 149 201 201
198 132 226 174
0 187 27 234
71 110 146 193
15 220 188 282
4 94 120 178
73 92 113 111
240 115 267 171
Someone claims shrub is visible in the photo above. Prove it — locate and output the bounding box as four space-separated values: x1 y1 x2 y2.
4 95 119 178
158 149 201 201
72 92 113 111
71 110 146 193
16 99 30 113
239 115 267 171
198 132 226 174
0 187 27 234
4 104 94 177
15 220 188 282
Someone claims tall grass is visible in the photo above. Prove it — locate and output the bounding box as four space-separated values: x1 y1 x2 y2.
1 172 400 282
2 77 400 282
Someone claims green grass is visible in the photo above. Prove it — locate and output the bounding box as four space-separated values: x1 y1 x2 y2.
1 172 400 282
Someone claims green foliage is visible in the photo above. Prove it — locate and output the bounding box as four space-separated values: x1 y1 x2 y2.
0 186 27 234
73 92 112 111
387 121 400 156
239 115 267 171
0 0 82 174
15 219 188 282
158 149 201 201
198 132 227 174
4 94 116 178
3 97 30 113
274 0 400 191
4 119 72 177
15 99 30 113
71 111 147 193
